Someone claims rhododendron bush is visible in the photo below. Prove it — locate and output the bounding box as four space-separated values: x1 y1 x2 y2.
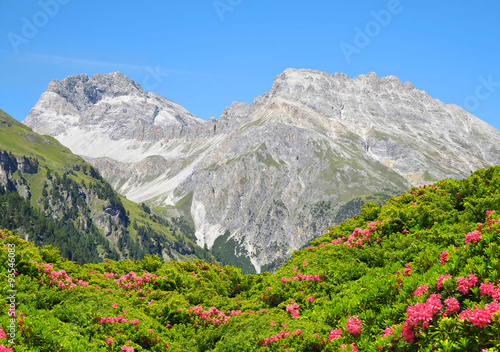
0 166 500 351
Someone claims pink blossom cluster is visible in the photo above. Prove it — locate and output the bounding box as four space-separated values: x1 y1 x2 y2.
381 326 396 339
345 316 363 335
306 296 315 303
456 274 478 295
327 328 341 341
439 251 449 265
404 263 412 276
103 272 119 278
465 230 481 244
480 281 500 300
0 329 6 339
342 221 381 248
186 306 238 326
0 346 13 352
37 263 89 290
331 237 345 244
121 346 134 352
436 274 452 290
262 329 302 345
286 303 300 318
104 338 114 344
413 284 428 297
401 294 442 343
458 302 500 327
443 297 460 316
98 316 140 325
281 272 321 284
114 271 158 289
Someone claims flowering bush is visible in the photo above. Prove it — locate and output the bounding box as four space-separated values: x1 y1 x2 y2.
2 167 500 350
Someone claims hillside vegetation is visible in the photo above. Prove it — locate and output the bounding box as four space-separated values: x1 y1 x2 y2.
0 109 217 264
1 166 500 351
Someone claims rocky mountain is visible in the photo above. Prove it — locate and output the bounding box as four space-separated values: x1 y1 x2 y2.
0 109 217 264
23 69 500 273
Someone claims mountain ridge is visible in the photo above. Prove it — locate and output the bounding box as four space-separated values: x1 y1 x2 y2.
23 68 500 273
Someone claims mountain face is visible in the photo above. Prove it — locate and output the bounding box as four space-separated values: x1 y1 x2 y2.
24 69 500 273
0 109 217 265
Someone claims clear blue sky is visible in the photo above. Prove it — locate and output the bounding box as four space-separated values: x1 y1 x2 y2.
1 0 499 130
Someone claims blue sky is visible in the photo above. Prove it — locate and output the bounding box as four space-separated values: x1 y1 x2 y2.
1 0 499 130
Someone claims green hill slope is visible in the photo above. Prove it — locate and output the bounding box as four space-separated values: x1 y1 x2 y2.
1 166 499 351
0 109 216 264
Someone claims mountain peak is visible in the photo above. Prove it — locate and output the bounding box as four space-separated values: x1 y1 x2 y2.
46 71 145 110
24 72 202 143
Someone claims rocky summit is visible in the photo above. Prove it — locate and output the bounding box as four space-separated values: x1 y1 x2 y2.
24 68 500 273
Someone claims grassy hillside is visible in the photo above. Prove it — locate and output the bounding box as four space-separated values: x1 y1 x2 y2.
0 109 217 264
1 166 499 351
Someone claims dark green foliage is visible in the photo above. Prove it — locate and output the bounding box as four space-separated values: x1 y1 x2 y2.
212 230 257 274
0 185 111 264
1 167 500 351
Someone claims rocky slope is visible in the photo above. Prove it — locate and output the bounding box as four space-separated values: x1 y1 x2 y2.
1 109 216 264
24 69 500 273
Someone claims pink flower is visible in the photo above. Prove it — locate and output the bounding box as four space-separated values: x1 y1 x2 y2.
346 316 363 335
0 346 13 352
465 231 481 244
105 338 114 344
302 261 308 266
328 328 341 341
112 303 118 308
466 307 493 328
436 274 452 290
444 297 460 316
0 329 6 339
414 284 428 297
457 274 478 295
480 281 495 297
382 326 395 339
120 346 134 352
404 263 412 276
306 296 315 303
270 321 276 325
439 251 449 265
123 309 128 313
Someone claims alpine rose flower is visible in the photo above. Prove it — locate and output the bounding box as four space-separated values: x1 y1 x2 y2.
439 251 449 265
465 231 481 244
328 328 341 341
346 316 363 335
404 263 412 276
